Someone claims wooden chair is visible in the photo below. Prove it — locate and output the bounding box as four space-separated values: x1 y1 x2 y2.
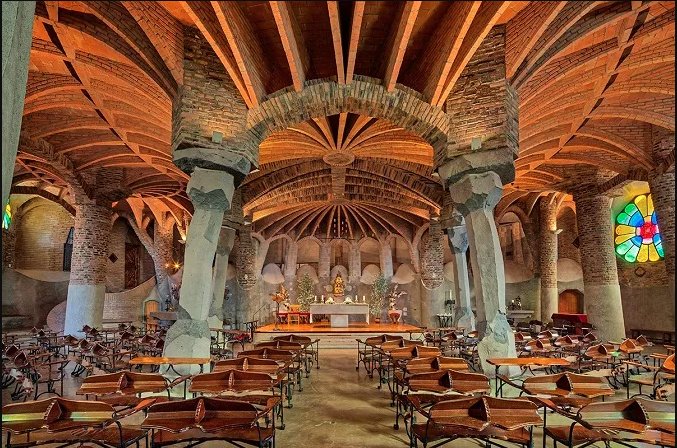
408 396 542 448
540 397 675 447
355 334 403 376
141 397 276 448
2 396 155 448
273 334 320 372
286 304 301 325
238 348 300 406
623 353 675 400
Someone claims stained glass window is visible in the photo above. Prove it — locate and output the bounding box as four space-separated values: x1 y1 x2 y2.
2 204 10 230
614 194 663 263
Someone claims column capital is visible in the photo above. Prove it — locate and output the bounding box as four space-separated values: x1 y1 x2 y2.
448 171 504 216
438 147 515 188
186 167 235 210
447 224 469 254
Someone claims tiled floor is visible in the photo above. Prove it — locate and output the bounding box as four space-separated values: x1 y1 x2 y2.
2 348 673 447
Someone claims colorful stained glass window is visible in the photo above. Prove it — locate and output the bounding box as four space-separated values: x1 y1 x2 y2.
614 194 663 263
2 204 10 230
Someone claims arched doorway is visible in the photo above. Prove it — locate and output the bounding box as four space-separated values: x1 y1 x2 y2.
144 300 160 332
558 289 584 314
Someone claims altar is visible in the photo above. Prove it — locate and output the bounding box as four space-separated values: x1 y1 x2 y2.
309 303 369 327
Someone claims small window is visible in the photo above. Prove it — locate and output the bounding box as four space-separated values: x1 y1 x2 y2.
63 227 74 271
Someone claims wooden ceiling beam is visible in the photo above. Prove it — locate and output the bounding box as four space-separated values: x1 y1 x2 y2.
345 1 365 83
270 1 309 92
382 1 420 92
326 1 345 85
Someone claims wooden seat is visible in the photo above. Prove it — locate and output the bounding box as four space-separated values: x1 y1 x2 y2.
287 304 301 325
624 353 675 400
408 396 541 448
77 371 187 398
141 397 276 447
407 369 490 395
521 372 614 407
214 357 283 375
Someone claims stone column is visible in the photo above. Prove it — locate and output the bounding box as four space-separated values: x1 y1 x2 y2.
208 226 236 329
379 240 394 280
64 202 112 336
2 1 35 209
447 222 475 332
539 195 559 323
283 240 298 288
348 242 361 285
153 216 175 305
574 192 626 341
448 171 517 375
318 242 331 284
511 223 524 265
163 168 235 361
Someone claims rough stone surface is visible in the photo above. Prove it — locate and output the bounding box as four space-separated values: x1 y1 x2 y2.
162 318 212 374
539 196 558 323
2 1 35 209
186 167 236 210
447 224 475 332
208 226 236 329
379 241 394 280
573 192 626 341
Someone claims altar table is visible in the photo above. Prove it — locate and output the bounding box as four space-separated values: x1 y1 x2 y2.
309 303 369 327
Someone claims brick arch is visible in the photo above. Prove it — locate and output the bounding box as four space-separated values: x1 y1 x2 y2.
246 78 449 157
10 186 76 216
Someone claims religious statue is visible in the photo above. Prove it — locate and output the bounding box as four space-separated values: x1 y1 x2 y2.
332 273 345 296
270 284 289 331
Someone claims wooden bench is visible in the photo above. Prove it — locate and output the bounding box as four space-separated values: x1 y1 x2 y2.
2 396 155 448
630 329 675 345
408 396 541 448
540 397 675 447
142 397 276 447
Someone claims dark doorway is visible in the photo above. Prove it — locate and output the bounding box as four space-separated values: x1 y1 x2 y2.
558 289 584 314
124 243 140 289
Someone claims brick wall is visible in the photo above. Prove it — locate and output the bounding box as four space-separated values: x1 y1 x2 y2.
14 201 73 271
421 220 444 289
106 219 126 292
445 25 519 159
649 171 675 276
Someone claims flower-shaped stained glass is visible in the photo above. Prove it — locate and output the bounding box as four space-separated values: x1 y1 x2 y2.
614 194 663 263
2 204 10 230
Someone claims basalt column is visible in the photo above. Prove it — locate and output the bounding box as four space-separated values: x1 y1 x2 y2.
348 242 361 288
64 202 112 336
539 195 559 323
163 27 257 365
318 242 331 284
379 241 394 280
573 192 626 341
648 131 675 302
448 172 517 374
153 215 175 305
442 211 475 332
2 1 35 208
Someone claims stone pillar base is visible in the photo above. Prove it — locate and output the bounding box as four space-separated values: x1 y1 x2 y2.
163 319 212 375
454 306 474 332
584 284 627 341
63 283 105 336
541 287 558 323
476 313 518 378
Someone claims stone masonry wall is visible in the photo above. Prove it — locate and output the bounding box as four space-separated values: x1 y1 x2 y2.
106 219 126 292
557 206 581 264
573 194 619 285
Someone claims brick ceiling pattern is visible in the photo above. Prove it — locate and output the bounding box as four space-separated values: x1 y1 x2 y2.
14 1 675 237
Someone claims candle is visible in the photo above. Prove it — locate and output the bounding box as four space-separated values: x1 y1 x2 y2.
362 295 366 302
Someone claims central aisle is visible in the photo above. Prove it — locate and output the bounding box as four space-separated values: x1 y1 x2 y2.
277 348 409 447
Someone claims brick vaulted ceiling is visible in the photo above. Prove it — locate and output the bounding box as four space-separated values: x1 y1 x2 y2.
16 1 675 238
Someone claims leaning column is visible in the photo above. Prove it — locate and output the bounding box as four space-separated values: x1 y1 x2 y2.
539 194 559 323
442 211 475 332
573 190 626 341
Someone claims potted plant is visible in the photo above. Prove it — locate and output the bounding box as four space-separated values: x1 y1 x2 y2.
296 274 315 312
369 274 388 323
387 284 406 324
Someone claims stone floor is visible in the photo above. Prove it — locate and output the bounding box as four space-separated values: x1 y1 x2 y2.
2 348 673 447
